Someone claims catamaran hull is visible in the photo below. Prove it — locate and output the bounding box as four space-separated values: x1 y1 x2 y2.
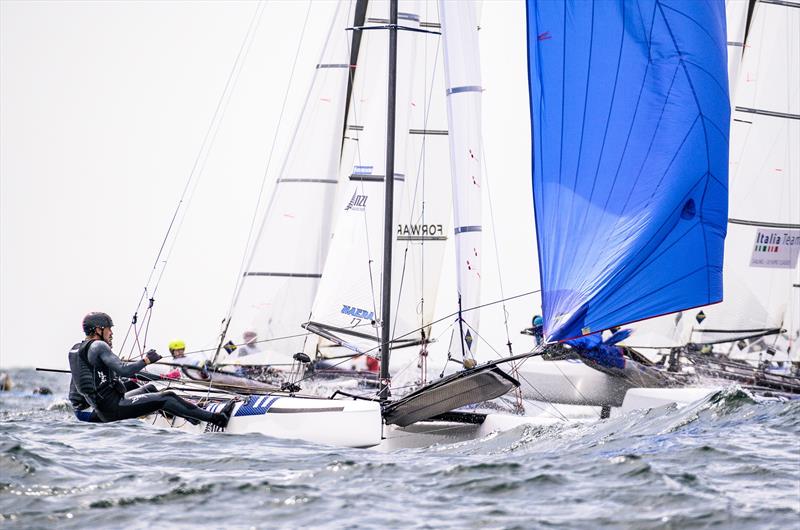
517 359 633 407
145 394 383 448
377 411 569 451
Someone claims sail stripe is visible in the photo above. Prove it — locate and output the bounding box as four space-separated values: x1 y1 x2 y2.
316 63 351 69
409 128 448 135
735 106 800 120
244 272 323 278
454 225 482 234
277 178 337 184
268 407 345 414
349 174 406 182
727 41 744 47
760 0 800 8
446 85 482 95
729 218 800 229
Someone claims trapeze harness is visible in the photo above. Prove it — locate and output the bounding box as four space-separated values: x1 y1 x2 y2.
71 339 224 426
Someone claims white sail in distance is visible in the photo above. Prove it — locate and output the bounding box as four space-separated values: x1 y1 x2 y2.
223 1 356 363
305 0 431 357
726 0 753 100
690 0 800 352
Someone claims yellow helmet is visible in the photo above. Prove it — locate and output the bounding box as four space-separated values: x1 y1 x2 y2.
168 339 186 351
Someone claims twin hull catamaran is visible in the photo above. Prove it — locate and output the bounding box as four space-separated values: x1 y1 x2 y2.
135 0 536 448
114 0 763 445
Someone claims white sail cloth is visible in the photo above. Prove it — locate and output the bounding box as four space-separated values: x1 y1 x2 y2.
440 0 483 362
224 1 355 363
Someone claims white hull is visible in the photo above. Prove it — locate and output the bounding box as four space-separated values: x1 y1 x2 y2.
517 359 633 407
614 387 720 416
377 413 565 451
146 394 382 448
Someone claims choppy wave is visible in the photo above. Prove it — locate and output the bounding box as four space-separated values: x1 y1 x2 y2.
0 368 798 529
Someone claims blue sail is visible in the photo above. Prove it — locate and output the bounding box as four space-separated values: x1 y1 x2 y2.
526 0 729 341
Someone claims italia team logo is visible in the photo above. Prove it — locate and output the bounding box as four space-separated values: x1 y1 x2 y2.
750 229 800 269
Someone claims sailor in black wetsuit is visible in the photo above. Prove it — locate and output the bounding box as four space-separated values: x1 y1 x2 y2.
70 312 235 428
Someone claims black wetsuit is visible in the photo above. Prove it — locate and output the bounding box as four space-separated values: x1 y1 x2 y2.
69 339 223 426
68 342 101 422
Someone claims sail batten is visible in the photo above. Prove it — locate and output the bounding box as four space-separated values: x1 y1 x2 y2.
527 0 730 341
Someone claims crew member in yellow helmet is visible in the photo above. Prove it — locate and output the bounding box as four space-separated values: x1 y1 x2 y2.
165 339 210 380
162 340 187 380
168 340 187 359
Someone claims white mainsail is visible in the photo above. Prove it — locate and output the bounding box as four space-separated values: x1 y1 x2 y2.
440 0 483 363
726 0 754 100
305 1 432 356
393 3 452 355
223 1 356 362
690 0 800 352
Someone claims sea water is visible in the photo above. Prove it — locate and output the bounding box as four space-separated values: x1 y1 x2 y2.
1 368 798 529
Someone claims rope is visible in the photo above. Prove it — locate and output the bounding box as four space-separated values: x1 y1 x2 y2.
214 0 316 365
460 319 570 421
122 1 267 360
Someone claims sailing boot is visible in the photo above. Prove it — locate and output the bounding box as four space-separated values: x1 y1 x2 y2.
209 400 237 430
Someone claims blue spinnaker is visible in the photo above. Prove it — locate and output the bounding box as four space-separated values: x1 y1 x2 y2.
526 0 729 341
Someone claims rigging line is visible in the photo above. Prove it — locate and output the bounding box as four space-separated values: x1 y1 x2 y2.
355 289 541 359
135 1 267 314
388 15 444 344
479 136 514 350
151 4 266 300
460 320 570 421
214 0 316 362
506 369 572 422
291 290 541 387
390 247 410 346
121 2 267 361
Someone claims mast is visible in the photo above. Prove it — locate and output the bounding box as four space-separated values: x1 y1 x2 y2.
379 0 398 401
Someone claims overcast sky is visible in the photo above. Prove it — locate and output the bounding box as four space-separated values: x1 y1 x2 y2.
0 0 538 369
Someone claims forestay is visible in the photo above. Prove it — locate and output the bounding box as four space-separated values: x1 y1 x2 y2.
526 0 730 341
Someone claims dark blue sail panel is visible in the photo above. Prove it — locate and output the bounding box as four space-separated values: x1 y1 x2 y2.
526 0 729 341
